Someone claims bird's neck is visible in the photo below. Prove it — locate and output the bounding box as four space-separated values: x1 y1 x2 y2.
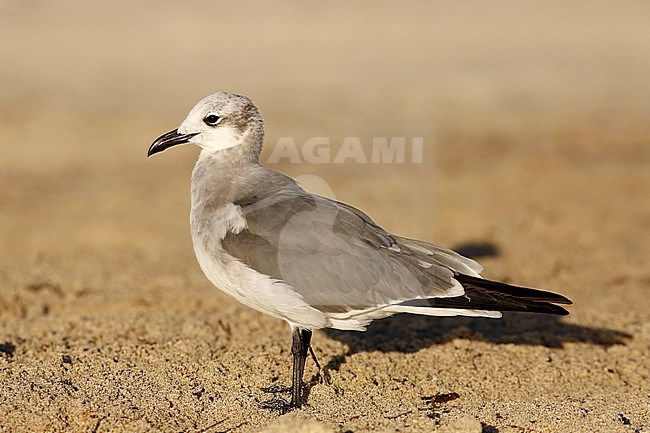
190 151 297 215
190 150 261 211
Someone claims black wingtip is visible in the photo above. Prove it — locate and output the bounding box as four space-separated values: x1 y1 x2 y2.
456 274 573 305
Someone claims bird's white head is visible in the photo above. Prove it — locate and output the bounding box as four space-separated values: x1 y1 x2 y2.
148 91 264 160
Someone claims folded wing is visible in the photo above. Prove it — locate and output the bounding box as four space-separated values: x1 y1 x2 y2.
221 190 571 329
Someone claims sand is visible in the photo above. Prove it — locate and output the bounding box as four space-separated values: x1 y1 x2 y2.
1 2 649 432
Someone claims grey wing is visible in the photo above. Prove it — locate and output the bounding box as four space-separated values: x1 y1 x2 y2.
333 199 484 277
222 191 469 314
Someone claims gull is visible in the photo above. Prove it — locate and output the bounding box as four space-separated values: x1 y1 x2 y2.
148 91 572 411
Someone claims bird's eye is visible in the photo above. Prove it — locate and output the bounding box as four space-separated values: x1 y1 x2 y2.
203 114 221 126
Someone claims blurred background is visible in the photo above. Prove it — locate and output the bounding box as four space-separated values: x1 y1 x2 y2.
2 0 648 253
1 1 649 431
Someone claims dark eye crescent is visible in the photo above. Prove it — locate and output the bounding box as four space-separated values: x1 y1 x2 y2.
203 114 221 126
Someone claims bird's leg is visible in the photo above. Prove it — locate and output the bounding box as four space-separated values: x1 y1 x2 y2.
308 344 327 384
259 327 312 413
309 345 321 371
290 328 312 408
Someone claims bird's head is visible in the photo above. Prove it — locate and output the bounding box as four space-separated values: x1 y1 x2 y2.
148 91 264 159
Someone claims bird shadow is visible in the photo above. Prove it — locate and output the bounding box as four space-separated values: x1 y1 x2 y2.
453 241 500 260
318 240 630 373
310 314 631 399
323 313 631 356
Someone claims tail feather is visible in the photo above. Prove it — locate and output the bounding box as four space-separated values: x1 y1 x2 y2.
398 274 572 316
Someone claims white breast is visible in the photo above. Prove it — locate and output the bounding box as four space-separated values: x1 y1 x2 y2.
190 203 327 329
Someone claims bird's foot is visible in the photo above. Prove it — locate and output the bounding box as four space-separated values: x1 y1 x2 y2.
308 345 330 385
258 397 294 414
310 370 325 385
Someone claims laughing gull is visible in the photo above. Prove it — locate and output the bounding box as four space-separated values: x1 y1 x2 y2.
148 91 572 411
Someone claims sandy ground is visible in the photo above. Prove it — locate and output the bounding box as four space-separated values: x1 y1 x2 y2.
1 2 649 432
